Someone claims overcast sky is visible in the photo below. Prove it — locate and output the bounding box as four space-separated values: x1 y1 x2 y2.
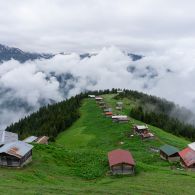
1 0 195 53
1 0 195 128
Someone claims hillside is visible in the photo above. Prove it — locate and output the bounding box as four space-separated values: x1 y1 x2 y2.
1 93 195 194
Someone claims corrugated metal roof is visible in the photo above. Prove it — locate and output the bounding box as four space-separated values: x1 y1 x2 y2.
88 95 95 98
105 112 113 115
104 108 112 112
188 142 195 151
179 147 195 167
0 131 18 145
95 96 103 100
160 144 179 156
112 115 127 119
0 141 33 159
108 149 135 167
23 136 38 143
135 125 148 130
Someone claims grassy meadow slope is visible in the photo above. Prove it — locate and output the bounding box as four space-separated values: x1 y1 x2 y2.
0 94 195 194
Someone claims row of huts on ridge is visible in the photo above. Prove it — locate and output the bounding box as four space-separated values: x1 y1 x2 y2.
90 94 195 174
0 130 49 168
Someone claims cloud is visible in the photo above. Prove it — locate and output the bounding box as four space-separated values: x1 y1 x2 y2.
1 46 195 129
1 0 195 53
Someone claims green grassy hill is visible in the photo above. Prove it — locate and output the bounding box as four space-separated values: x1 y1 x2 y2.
0 94 195 195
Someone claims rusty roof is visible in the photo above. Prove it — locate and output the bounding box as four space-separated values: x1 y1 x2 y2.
108 149 135 167
179 147 195 167
0 141 33 159
105 112 113 115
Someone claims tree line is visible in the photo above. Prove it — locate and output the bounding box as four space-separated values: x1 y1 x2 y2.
116 89 195 140
5 89 118 140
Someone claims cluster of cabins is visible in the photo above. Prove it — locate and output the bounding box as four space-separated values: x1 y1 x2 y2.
107 142 195 175
0 130 49 168
91 95 130 123
90 94 195 175
160 143 195 170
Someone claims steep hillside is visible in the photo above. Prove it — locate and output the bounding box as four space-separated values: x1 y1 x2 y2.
1 94 195 194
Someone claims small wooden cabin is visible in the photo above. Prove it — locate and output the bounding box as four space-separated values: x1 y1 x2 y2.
117 117 129 123
95 96 103 101
116 106 122 111
108 149 135 175
179 147 195 170
36 136 49 144
105 112 113 117
141 132 155 140
159 144 180 162
88 95 95 98
104 108 112 112
116 102 123 107
112 115 128 122
133 125 149 134
0 141 33 167
23 136 49 144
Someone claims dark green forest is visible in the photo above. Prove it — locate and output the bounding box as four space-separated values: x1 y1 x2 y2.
6 88 195 141
5 89 117 140
116 90 195 140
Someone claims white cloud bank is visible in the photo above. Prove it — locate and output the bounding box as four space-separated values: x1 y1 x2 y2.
1 46 195 129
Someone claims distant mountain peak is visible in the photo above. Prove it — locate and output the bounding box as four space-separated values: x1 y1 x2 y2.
0 44 54 63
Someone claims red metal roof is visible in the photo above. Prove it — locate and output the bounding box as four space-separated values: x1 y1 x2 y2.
179 147 195 167
108 149 135 167
105 112 113 115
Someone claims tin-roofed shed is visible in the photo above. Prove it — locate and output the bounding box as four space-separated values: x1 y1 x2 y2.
108 149 135 175
23 136 38 143
159 144 180 162
133 125 149 134
179 147 195 170
0 141 33 167
36 136 49 144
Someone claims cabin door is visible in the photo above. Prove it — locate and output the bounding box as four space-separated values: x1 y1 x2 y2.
7 157 13 166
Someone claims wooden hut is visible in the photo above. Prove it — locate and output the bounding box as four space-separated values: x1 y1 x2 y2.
95 96 103 101
133 125 149 134
179 147 195 170
88 95 95 98
36 136 49 144
116 102 123 106
0 141 33 167
159 144 180 162
112 115 129 123
140 132 155 140
23 136 49 144
104 108 112 112
108 149 135 175
105 112 113 117
117 118 129 123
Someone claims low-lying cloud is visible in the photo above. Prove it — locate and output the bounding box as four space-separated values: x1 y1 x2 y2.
0 46 195 129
